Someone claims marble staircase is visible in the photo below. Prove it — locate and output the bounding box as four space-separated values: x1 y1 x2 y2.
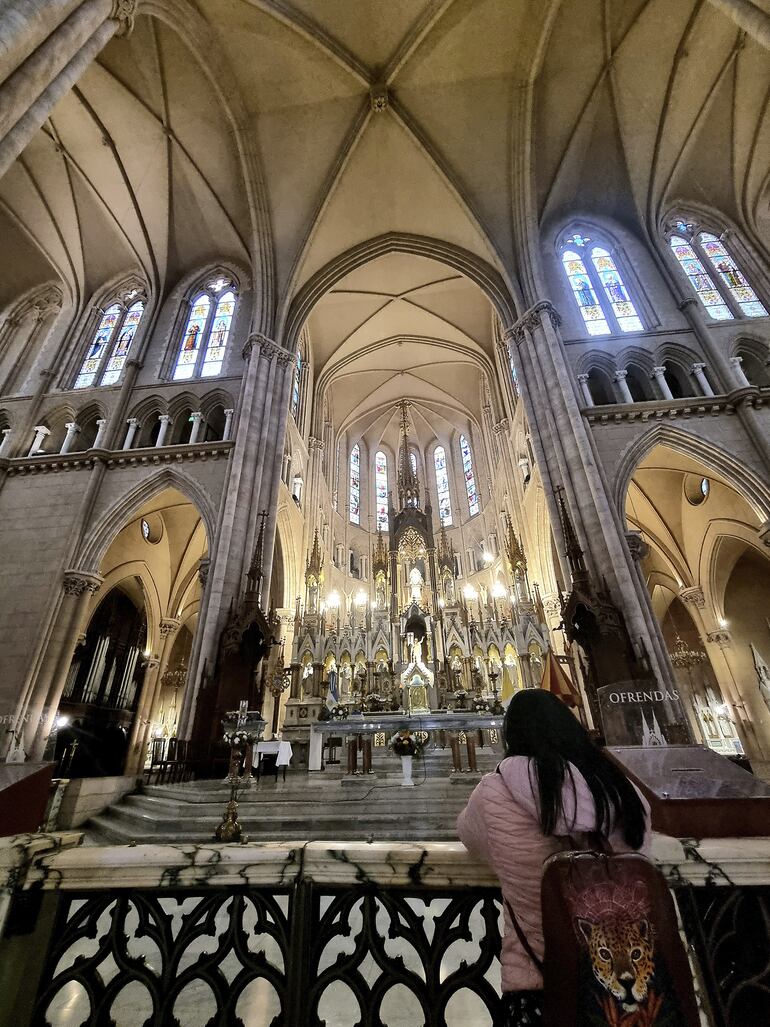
85 748 501 845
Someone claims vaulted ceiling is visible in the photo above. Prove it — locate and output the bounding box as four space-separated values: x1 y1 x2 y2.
2 0 770 361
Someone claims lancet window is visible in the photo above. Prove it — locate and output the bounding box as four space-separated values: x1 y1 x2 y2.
74 293 145 389
173 276 237 381
374 451 388 532
667 220 767 321
560 232 643 336
291 351 302 419
460 435 480 517
434 446 452 527
349 443 360 525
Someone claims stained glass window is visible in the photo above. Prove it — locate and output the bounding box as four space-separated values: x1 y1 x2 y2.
375 451 388 532
698 233 767 319
434 446 452 527
460 435 480 516
100 301 144 385
75 303 122 388
410 452 417 478
590 247 643 332
669 236 732 321
291 351 302 419
561 249 610 336
174 294 210 380
201 290 234 377
349 444 360 525
173 277 237 381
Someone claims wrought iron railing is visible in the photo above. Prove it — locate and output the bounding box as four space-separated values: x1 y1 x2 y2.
0 835 768 1026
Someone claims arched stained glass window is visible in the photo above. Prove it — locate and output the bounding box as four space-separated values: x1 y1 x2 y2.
669 235 732 321
291 351 302 419
434 446 452 527
561 249 609 336
560 233 643 336
75 296 145 389
410 452 417 478
698 233 767 318
101 301 144 385
590 248 643 332
668 220 768 321
173 276 237 381
459 435 480 516
375 451 388 532
349 444 360 525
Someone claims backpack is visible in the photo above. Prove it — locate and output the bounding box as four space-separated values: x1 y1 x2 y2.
505 850 701 1027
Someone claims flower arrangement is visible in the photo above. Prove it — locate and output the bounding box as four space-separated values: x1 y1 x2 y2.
390 731 423 757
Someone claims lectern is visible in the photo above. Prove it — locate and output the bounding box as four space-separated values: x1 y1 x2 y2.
609 745 770 837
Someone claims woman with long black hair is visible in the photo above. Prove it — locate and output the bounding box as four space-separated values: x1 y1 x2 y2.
457 688 650 1026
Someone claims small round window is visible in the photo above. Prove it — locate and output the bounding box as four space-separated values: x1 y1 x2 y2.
140 513 163 543
684 474 710 506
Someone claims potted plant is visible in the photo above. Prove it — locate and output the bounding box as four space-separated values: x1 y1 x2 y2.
390 729 421 786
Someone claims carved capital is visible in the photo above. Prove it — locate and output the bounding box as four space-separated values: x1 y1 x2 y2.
505 301 562 348
63 571 103 597
679 586 706 609
542 595 562 619
160 618 181 639
625 530 650 561
577 373 590 384
308 436 325 451
198 558 210 587
758 520 770 547
706 630 732 648
110 0 137 36
493 418 509 435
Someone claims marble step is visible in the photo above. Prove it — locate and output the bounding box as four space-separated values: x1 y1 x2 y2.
124 793 470 817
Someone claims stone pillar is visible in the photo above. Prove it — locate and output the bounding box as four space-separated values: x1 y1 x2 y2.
22 570 103 760
125 618 180 775
28 425 50 456
0 0 137 179
155 413 172 448
576 373 593 407
613 370 634 404
178 334 293 739
729 355 752 389
223 408 235 441
188 411 204 445
508 304 678 693
691 363 715 397
92 418 108 449
651 367 674 401
60 422 80 454
122 416 139 450
0 428 12 457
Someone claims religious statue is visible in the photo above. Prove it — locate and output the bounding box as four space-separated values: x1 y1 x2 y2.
752 643 770 715
409 566 424 605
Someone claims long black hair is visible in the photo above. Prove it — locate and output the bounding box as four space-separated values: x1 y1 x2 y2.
503 689 646 849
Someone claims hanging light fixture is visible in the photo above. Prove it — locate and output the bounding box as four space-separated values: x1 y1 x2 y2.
668 633 707 669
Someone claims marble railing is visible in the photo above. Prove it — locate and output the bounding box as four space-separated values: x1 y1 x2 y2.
1 832 768 1026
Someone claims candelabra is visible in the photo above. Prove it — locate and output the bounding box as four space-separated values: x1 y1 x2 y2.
267 667 292 735
668 634 707 669
215 707 266 842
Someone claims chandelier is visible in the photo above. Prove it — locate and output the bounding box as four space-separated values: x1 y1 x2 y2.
668 634 707 669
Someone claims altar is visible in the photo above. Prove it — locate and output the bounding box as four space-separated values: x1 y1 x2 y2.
308 711 504 773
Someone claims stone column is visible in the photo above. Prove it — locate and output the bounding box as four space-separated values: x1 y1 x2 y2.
28 425 50 456
613 370 634 404
0 429 12 457
188 411 204 445
178 334 290 739
691 363 715 397
651 367 674 401
92 417 108 449
222 408 235 441
60 422 80 454
508 304 678 692
0 0 137 179
22 570 103 760
155 413 172 448
729 355 752 389
576 373 593 407
122 416 139 450
125 618 180 775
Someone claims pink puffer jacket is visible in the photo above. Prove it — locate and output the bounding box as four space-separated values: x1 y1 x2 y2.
457 756 651 994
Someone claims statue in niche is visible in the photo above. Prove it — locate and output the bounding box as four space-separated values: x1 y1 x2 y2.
409 566 424 605
752 643 770 715
339 663 352 698
307 580 318 613
444 575 455 604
